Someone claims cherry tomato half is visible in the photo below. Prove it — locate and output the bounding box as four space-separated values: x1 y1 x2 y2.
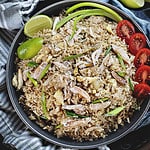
116 20 135 44
129 33 146 55
135 65 150 84
134 48 150 68
134 83 150 99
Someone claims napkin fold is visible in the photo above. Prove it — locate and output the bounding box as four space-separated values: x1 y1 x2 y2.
0 0 150 150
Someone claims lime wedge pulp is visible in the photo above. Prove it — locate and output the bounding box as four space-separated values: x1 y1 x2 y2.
119 0 144 8
24 15 53 37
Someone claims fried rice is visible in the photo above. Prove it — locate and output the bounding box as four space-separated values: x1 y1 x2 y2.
13 15 138 141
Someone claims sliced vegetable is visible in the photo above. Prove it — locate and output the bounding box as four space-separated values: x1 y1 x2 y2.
134 83 150 99
56 9 118 30
105 106 125 116
92 97 109 104
27 72 38 87
134 48 150 68
63 54 83 61
66 2 123 22
65 110 87 118
128 78 134 91
135 65 150 84
116 20 135 44
117 71 126 77
129 33 147 55
27 61 39 67
104 46 112 56
55 124 63 129
41 89 49 119
117 53 126 70
119 0 144 9
17 38 43 59
24 15 53 37
39 63 51 80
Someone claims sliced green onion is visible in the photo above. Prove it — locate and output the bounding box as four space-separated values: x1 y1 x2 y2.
39 63 50 80
104 46 112 56
92 97 109 104
70 9 116 39
56 8 119 30
63 53 83 61
27 72 38 87
66 2 123 22
27 61 38 67
41 89 49 119
66 110 87 118
128 78 134 91
117 53 126 70
55 124 63 129
105 106 125 116
117 71 126 77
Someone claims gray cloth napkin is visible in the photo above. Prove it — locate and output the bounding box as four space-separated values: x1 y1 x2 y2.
0 0 150 150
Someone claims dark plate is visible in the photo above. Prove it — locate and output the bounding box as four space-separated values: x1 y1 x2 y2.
6 0 150 149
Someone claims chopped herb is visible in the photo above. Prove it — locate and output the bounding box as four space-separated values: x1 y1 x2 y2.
63 54 83 61
105 106 125 116
66 110 87 118
27 61 38 67
128 78 134 91
104 46 112 56
117 71 126 77
92 97 109 104
41 89 49 119
117 53 126 70
39 63 51 80
27 72 38 87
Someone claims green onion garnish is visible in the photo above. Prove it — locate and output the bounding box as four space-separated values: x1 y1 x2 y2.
27 72 38 87
105 106 125 116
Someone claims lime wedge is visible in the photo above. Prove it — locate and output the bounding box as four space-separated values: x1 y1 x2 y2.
119 0 144 8
24 15 53 37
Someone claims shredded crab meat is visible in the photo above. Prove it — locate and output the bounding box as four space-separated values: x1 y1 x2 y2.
70 86 91 102
62 117 91 127
91 47 102 66
112 44 130 64
31 62 47 80
17 69 23 90
89 101 111 112
62 104 86 115
111 71 126 85
98 54 110 74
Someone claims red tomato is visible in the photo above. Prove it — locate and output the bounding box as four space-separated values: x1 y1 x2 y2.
134 48 150 68
129 33 147 55
135 65 150 84
116 20 135 44
134 83 150 99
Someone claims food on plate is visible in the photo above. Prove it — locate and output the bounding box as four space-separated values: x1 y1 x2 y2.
17 38 43 59
119 0 145 9
12 2 149 142
134 83 150 99
134 48 150 68
116 20 135 44
24 15 53 37
129 33 147 55
135 65 150 84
